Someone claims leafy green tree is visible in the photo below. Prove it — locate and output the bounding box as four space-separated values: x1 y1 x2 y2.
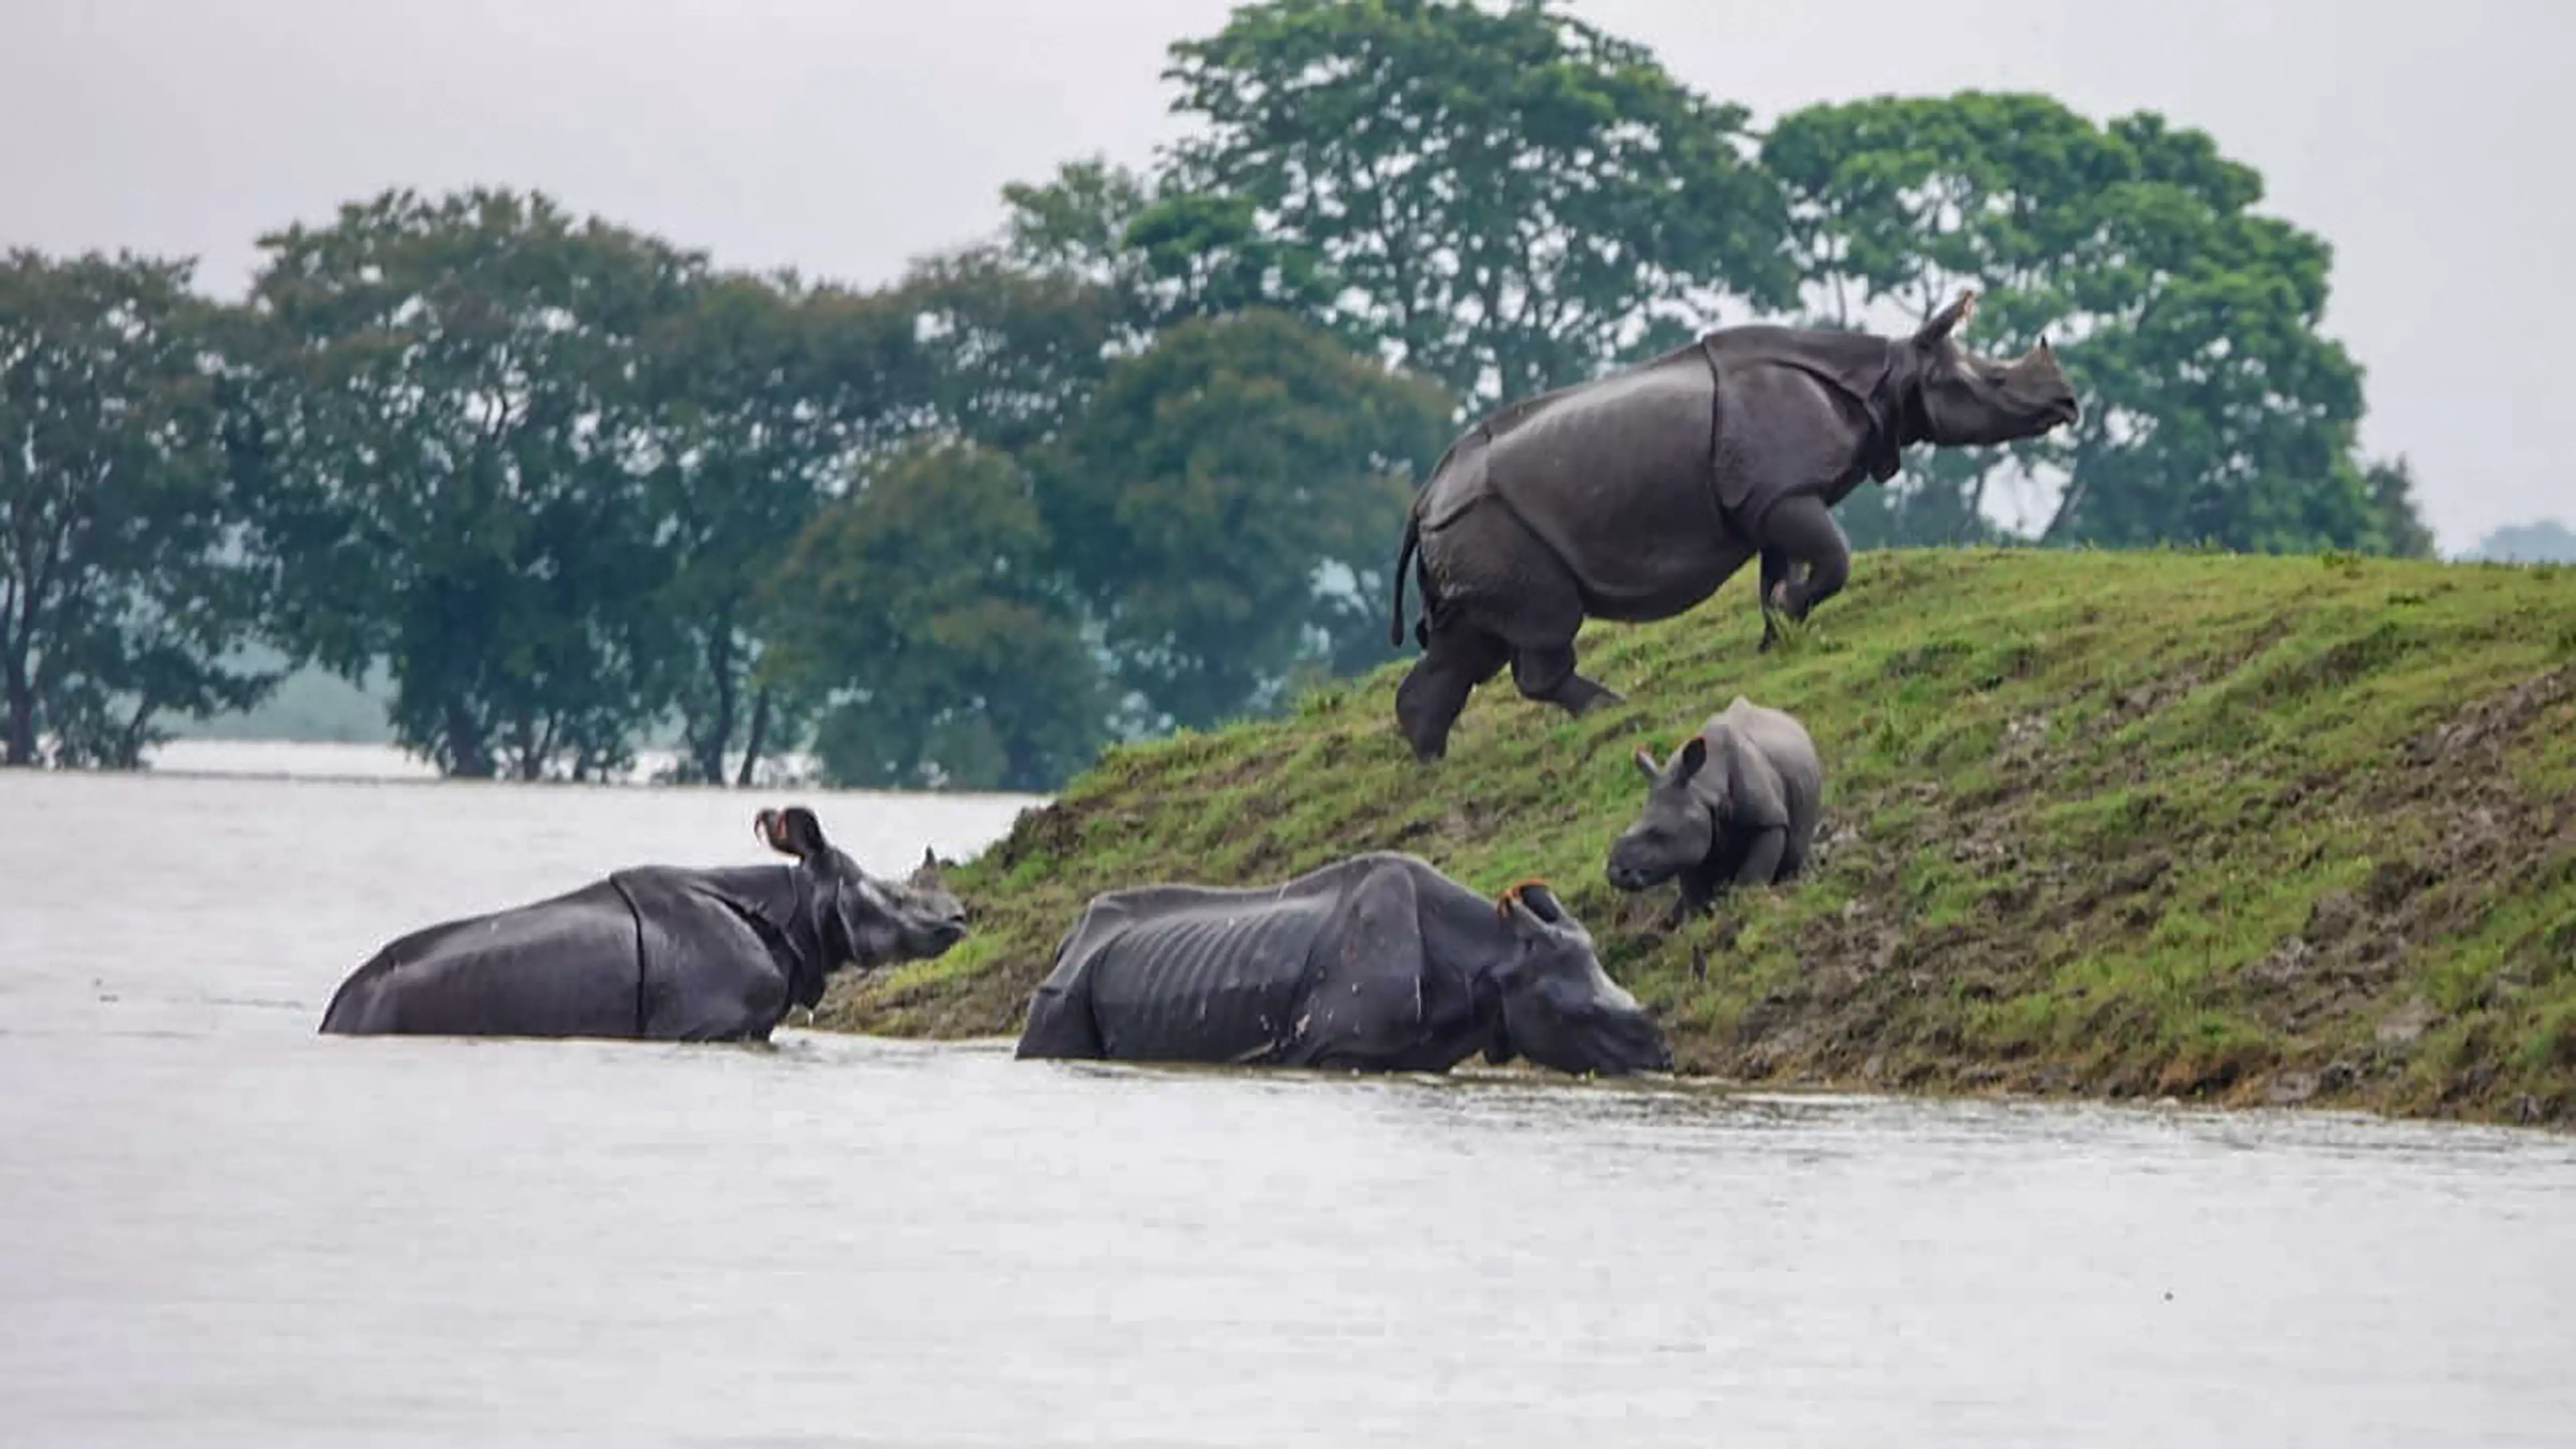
633 271 926 785
1762 93 2430 557
2361 457 2439 559
1000 156 1338 339
1162 0 1791 409
759 440 1108 792
1044 308 1454 729
0 250 282 769
888 244 1122 455
235 188 701 779
998 157 1155 285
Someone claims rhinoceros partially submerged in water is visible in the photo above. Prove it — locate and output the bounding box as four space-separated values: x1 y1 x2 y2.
1014 852 1671 1077
319 807 969 1042
1385 289 2079 760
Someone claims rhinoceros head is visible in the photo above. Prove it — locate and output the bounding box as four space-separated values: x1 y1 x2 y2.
1485 882 1672 1077
1907 288 2082 448
757 807 972 975
1605 735 1719 892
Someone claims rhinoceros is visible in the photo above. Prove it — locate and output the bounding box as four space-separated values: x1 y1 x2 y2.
1607 696 1825 921
1385 289 2079 760
1013 852 1672 1077
318 806 969 1042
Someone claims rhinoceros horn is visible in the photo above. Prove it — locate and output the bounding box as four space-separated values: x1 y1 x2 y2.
1915 287 1977 344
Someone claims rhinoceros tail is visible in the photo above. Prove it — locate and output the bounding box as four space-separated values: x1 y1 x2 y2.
1388 508 1421 649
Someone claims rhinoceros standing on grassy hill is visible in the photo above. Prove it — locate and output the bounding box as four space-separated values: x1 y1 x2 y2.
1607 696 1825 921
1384 289 2080 761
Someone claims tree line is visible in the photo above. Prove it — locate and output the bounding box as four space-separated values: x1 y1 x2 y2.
1 0 2440 789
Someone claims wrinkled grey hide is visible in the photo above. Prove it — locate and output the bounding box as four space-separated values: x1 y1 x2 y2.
1607 697 1825 920
1014 851 1672 1077
1386 289 2079 760
318 807 970 1042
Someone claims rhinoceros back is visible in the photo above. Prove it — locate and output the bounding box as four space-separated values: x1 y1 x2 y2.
318 877 646 1036
1713 696 1825 840
1463 344 1738 618
1074 888 1343 1063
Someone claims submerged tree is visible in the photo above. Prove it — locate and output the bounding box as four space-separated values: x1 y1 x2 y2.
0 250 281 768
633 272 926 786
236 188 702 780
1045 308 1453 729
760 439 1110 792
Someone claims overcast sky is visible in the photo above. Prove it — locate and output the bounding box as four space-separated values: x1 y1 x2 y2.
6 0 2568 552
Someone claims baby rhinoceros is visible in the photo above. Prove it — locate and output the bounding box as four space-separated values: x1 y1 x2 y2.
1606 697 1824 921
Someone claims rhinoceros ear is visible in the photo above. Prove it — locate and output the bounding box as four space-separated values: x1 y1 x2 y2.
1495 879 1563 931
1674 735 1709 782
756 806 829 861
1914 287 1977 346
1514 882 1565 925
1633 746 1662 782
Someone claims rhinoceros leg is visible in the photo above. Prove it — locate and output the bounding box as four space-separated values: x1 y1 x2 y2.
1757 547 1798 653
1398 504 1624 758
1510 642 1623 716
1466 529 1623 718
1396 620 1508 762
1753 495 1851 628
1016 979 1105 1059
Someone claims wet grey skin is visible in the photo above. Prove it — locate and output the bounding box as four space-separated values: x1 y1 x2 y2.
318 806 970 1042
1014 851 1672 1077
1606 696 1825 923
1386 288 2080 761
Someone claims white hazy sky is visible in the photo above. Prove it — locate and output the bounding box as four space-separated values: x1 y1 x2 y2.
5 0 2569 552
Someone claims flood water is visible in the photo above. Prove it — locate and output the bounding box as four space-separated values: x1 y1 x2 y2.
4 746 2574 1446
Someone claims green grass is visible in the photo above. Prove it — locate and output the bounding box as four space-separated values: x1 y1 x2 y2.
816 547 2576 1128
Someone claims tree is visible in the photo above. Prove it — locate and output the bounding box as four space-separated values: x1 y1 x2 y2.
2468 517 2576 564
888 244 1123 455
759 440 1109 792
1762 93 2432 557
0 250 281 769
236 188 702 780
1161 0 1791 409
2361 456 2439 560
632 272 925 786
1045 309 1454 730
1000 156 1339 340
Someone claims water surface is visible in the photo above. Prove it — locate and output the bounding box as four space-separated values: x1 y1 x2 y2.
3 752 2572 1446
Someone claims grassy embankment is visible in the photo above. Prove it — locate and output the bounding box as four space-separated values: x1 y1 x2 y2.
817 548 2576 1127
